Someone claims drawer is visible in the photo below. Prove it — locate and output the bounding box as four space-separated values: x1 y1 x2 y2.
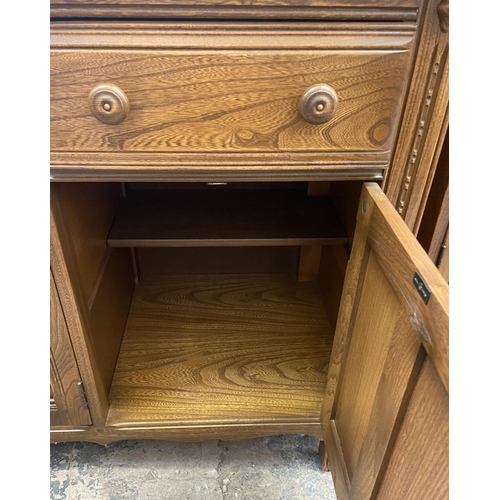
50 22 416 179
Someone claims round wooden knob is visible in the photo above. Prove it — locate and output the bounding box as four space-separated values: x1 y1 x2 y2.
299 84 338 124
89 84 130 124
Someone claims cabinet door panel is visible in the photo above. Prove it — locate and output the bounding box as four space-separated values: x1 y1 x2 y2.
321 182 448 500
377 357 448 499
50 271 92 427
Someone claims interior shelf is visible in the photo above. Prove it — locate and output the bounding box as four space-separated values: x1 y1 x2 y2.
106 273 334 426
107 189 347 247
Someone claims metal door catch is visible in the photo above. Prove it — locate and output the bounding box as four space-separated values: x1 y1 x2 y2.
413 272 431 304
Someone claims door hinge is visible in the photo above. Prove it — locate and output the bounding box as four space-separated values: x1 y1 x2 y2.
436 243 447 269
77 381 89 409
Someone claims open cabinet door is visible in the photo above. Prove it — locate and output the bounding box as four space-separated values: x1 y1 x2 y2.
321 183 448 500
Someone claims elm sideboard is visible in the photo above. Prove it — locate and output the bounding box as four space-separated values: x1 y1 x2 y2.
50 1 449 498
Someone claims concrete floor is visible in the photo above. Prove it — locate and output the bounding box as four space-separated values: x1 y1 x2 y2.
50 434 337 500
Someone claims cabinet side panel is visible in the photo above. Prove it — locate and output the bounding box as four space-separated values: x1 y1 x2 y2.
51 183 136 399
88 248 136 395
50 271 92 427
52 183 122 304
51 182 133 425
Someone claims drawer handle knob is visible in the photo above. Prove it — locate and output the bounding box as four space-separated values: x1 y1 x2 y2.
89 84 130 124
299 84 338 124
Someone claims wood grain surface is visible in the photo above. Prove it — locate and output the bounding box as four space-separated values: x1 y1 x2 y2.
320 183 448 499
51 1 421 21
50 21 416 50
367 184 449 391
51 0 421 7
51 39 411 155
50 271 93 427
383 0 449 233
417 129 448 264
377 357 448 500
107 274 334 425
50 153 388 182
50 420 323 444
107 189 347 247
51 191 111 426
51 183 121 304
88 248 135 396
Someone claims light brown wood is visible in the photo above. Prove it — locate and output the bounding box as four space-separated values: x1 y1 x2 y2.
50 271 92 427
321 183 448 499
50 151 387 182
51 183 121 303
384 0 449 233
377 357 448 500
50 421 323 445
51 46 407 152
49 5 449 491
437 227 449 282
50 22 414 179
328 181 364 247
50 3 421 22
367 185 449 391
318 440 330 472
417 129 449 264
436 0 449 32
50 194 110 426
88 248 135 395
333 256 421 481
50 21 417 50
88 84 130 124
318 244 348 332
298 181 332 281
297 244 322 282
299 84 338 125
50 0 422 8
107 274 334 425
428 190 448 262
51 183 137 422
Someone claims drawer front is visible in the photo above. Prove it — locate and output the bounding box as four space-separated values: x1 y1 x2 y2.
52 51 408 153
50 23 415 178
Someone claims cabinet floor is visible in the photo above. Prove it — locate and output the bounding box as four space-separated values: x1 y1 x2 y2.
50 435 337 499
107 274 334 426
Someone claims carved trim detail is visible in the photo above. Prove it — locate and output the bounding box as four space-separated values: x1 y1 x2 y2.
397 44 448 215
437 0 449 33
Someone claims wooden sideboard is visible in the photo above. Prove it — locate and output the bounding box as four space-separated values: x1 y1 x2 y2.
50 1 449 498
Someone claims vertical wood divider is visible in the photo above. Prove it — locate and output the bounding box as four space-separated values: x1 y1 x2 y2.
298 182 331 281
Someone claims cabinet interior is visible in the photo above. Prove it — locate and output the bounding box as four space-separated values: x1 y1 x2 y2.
51 180 362 428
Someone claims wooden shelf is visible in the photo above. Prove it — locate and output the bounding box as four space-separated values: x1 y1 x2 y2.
107 189 347 247
106 274 334 426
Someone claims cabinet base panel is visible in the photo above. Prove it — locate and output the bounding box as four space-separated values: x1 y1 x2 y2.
50 421 323 445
